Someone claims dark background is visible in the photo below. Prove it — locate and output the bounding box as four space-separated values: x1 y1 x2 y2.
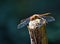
0 0 60 44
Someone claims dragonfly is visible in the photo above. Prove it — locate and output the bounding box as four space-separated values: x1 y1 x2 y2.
17 13 55 29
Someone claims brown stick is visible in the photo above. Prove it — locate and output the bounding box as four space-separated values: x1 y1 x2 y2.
27 24 48 44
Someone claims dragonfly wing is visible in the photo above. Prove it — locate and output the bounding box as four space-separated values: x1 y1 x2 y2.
17 16 55 29
42 16 55 23
17 18 30 29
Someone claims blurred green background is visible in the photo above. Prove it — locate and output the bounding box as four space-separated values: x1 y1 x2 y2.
0 0 60 44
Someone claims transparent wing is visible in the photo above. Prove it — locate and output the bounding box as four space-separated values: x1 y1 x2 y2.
42 16 55 23
17 16 55 29
17 18 30 29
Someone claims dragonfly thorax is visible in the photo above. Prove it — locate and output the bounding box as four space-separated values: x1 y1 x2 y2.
28 18 46 29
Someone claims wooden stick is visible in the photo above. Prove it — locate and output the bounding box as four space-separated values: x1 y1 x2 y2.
27 24 48 44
